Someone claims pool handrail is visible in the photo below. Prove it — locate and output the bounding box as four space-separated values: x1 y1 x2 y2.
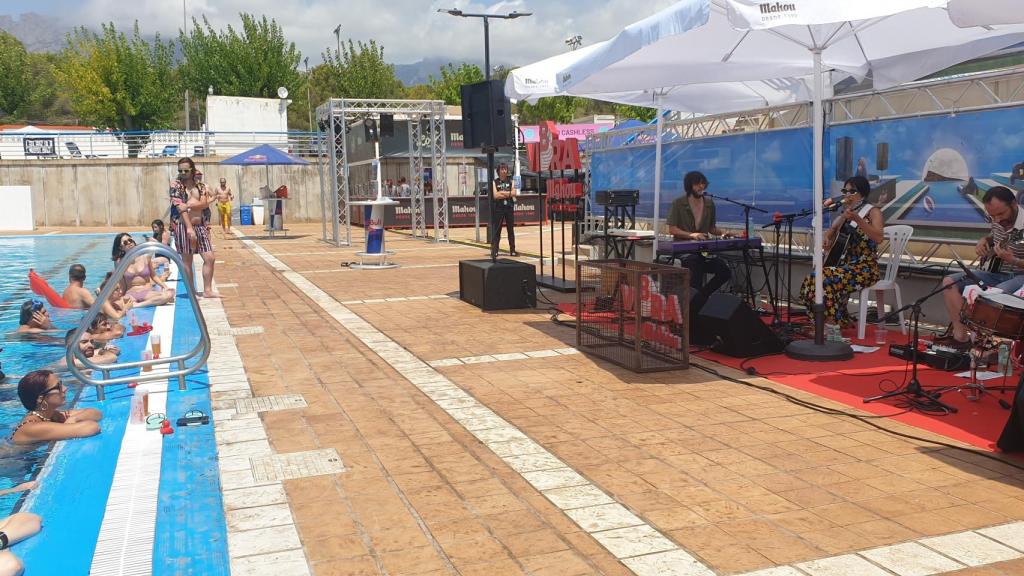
65 242 211 401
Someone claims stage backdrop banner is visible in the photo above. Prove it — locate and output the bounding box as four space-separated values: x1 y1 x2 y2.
590 103 1024 241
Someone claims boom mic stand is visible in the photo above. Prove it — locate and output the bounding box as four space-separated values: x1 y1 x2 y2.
762 208 813 333
863 282 958 413
708 194 771 309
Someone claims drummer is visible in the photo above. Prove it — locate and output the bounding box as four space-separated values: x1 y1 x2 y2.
937 186 1024 350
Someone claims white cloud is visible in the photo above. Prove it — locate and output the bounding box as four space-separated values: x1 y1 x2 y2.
57 0 677 67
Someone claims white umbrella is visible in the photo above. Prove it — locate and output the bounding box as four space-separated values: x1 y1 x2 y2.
534 0 1024 359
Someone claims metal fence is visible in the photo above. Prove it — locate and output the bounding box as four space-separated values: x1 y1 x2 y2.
0 130 325 161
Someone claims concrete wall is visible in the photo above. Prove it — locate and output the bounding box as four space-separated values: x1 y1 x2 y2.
0 159 324 228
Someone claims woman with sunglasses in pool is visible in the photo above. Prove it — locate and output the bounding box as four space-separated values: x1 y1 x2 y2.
112 233 173 308
14 300 55 334
11 370 102 445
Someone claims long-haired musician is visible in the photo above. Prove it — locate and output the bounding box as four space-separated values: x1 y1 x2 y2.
667 171 733 306
800 175 883 326
937 185 1024 350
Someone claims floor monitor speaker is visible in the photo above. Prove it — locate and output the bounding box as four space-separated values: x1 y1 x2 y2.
459 259 536 310
697 293 784 357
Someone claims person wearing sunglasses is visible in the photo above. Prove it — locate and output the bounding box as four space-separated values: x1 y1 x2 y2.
112 233 173 308
15 300 54 334
799 175 884 327
11 370 102 445
96 271 133 321
169 157 221 298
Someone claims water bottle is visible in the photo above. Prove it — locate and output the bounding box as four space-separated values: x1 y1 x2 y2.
874 322 888 345
999 343 1013 377
825 323 840 343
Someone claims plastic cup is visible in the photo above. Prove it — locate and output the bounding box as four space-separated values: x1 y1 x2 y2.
142 350 153 372
150 334 161 358
875 323 889 345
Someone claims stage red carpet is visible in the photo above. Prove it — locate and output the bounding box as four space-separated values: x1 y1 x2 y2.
695 325 1015 452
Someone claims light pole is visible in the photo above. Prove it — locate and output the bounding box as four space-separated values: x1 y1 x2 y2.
183 0 190 131
333 25 342 59
304 57 313 131
437 8 532 249
565 34 583 51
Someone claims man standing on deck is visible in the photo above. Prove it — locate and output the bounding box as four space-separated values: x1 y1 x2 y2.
215 177 234 236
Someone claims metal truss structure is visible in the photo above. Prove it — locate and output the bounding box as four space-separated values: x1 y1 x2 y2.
315 98 449 246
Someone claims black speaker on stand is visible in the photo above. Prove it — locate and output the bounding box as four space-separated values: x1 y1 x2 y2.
380 114 394 138
836 136 854 182
876 142 889 174
697 293 784 357
460 80 514 149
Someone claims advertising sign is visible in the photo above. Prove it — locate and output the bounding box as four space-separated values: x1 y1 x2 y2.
23 137 56 157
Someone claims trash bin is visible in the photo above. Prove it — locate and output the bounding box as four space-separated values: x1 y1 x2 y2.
239 205 253 226
252 199 265 226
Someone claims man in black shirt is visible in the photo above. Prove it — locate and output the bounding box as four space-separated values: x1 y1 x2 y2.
491 163 518 258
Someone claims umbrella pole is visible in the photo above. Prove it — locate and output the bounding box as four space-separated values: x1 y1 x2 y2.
785 48 852 361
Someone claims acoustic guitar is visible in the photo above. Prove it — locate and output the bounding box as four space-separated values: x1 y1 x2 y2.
824 202 868 267
981 228 1024 273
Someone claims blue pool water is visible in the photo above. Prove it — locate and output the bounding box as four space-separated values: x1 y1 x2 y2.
0 233 129 516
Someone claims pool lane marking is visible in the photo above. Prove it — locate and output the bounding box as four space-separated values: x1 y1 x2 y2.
89 283 176 576
234 231 714 576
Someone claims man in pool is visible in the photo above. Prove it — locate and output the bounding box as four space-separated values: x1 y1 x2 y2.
61 264 94 310
15 301 54 334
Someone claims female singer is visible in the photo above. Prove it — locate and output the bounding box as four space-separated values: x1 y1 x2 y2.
800 176 883 326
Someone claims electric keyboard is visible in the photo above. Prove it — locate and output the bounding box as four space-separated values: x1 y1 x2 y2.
657 237 762 256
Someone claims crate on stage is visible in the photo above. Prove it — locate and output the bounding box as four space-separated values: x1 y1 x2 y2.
576 259 689 372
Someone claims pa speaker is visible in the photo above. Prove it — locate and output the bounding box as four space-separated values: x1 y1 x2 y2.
835 136 854 181
380 114 394 138
460 79 514 149
459 259 536 310
364 119 379 142
697 293 783 357
876 142 889 171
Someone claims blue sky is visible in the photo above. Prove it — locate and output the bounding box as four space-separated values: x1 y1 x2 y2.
1 1 678 65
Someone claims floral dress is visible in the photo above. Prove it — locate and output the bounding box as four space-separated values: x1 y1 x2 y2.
800 210 880 326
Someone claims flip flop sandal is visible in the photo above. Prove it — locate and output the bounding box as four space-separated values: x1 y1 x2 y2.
177 408 209 427
146 413 167 430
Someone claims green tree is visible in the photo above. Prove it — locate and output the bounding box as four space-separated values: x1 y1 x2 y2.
428 63 484 105
403 83 434 100
322 39 403 99
0 31 33 118
56 22 178 153
516 96 584 123
179 14 303 101
611 103 657 122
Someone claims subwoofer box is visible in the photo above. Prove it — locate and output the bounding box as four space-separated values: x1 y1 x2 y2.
459 259 536 310
697 293 784 357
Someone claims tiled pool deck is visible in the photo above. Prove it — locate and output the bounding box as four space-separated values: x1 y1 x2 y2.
72 223 1024 575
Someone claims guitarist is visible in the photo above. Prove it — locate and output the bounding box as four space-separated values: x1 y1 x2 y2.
800 176 883 327
938 186 1024 350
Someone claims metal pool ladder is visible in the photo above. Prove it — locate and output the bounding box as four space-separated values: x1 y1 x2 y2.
65 243 211 401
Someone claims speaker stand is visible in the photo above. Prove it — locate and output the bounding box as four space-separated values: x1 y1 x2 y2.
784 303 854 361
537 274 577 292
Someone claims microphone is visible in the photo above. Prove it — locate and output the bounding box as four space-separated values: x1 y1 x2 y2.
823 195 851 211
773 211 782 224
953 254 986 290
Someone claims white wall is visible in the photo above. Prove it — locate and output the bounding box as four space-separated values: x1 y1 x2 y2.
206 95 289 134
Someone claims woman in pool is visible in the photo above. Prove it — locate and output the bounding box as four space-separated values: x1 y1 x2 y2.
112 233 173 308
0 494 41 576
96 272 133 321
11 370 102 445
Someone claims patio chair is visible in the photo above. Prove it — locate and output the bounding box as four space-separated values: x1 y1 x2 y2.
65 142 102 159
193 145 206 157
857 224 914 340
148 144 179 158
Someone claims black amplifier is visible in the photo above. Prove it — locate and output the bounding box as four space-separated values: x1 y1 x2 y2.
888 343 970 371
595 189 639 207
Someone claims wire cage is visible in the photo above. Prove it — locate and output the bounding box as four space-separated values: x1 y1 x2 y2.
576 259 689 372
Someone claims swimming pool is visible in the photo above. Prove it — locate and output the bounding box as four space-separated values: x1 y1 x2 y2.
0 233 130 516
0 232 229 573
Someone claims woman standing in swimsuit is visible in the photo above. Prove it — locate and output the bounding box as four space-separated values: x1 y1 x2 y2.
111 233 173 307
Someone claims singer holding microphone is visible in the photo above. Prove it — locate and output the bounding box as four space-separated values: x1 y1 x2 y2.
667 171 733 308
936 186 1024 350
799 176 883 327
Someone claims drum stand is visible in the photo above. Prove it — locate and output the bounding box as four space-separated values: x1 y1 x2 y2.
864 282 958 413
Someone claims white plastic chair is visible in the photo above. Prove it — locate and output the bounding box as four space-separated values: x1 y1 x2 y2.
857 225 913 340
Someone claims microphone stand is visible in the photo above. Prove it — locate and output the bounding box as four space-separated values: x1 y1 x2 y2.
863 282 958 413
762 208 813 332
708 194 770 310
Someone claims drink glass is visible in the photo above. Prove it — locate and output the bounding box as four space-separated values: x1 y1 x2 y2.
875 322 889 345
142 350 153 372
151 334 161 358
